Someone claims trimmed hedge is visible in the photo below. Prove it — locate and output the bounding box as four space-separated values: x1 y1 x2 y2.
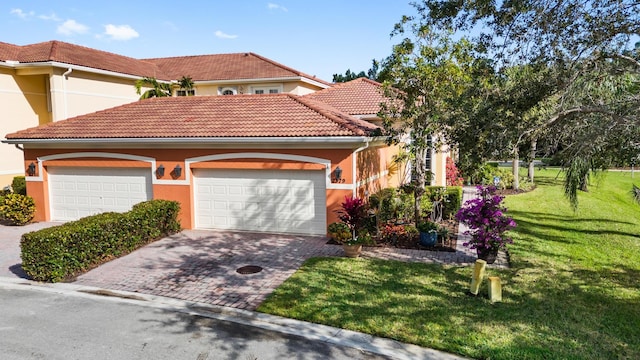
12 176 26 196
21 200 181 282
424 186 463 220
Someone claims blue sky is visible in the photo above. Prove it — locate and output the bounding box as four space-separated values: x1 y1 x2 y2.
3 1 416 81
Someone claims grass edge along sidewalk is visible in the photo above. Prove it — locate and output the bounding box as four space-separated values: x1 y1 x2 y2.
258 170 640 360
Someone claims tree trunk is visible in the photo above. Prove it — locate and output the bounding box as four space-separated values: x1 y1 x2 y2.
579 172 589 192
413 147 427 224
528 138 537 183
512 146 520 190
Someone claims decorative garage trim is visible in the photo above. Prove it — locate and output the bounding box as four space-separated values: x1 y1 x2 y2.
25 151 355 190
25 152 174 184
25 152 160 184
186 152 354 191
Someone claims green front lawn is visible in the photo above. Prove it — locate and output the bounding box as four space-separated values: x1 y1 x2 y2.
258 170 640 359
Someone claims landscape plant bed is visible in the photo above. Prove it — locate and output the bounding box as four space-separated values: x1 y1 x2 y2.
327 219 458 252
378 219 458 251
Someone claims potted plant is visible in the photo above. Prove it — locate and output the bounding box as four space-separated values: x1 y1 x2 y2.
417 220 439 246
336 196 367 257
455 185 517 264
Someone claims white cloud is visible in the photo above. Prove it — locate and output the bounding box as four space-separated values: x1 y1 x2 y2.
103 24 139 41
57 19 89 35
267 3 288 12
215 30 238 39
10 8 34 19
38 12 61 21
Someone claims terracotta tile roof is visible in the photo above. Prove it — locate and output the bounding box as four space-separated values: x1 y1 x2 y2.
2 41 161 78
0 40 331 84
304 77 388 115
0 41 21 61
144 52 332 85
6 94 380 140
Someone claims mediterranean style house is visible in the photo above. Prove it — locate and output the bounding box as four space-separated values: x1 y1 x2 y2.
0 40 330 186
2 40 449 235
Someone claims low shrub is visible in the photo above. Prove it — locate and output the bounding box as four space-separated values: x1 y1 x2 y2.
327 222 351 243
474 164 515 189
404 224 419 238
11 176 26 195
380 224 411 244
369 188 414 223
21 199 181 282
424 186 462 220
0 193 35 225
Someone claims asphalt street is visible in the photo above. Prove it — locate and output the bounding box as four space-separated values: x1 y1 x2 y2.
0 285 391 360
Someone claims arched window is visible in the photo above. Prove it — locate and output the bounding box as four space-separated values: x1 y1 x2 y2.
218 87 237 95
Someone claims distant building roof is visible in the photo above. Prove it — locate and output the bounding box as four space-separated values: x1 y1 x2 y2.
304 77 387 116
0 40 331 85
6 94 380 140
144 52 331 85
0 40 161 78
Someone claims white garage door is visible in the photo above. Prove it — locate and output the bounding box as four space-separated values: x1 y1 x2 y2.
194 169 326 235
48 167 152 221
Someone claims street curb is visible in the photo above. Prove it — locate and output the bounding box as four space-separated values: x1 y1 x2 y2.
0 276 468 360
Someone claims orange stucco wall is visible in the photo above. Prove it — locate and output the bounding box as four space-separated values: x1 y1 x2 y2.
23 147 363 233
355 143 401 199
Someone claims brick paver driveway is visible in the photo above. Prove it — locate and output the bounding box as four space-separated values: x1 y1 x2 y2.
74 230 344 310
0 221 60 278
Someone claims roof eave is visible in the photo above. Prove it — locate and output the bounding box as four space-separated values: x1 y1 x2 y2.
194 76 330 88
7 61 154 81
3 136 379 145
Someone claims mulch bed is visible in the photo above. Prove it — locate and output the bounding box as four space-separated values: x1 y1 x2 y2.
378 219 458 252
327 219 459 252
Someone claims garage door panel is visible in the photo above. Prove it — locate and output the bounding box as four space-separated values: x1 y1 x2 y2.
194 169 326 235
48 167 152 221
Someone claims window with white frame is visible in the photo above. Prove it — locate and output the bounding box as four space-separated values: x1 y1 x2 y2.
177 89 195 96
251 85 282 94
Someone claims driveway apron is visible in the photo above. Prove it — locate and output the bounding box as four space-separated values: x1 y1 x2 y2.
0 221 60 278
74 230 344 310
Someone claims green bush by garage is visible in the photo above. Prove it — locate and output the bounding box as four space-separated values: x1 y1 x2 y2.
20 200 181 282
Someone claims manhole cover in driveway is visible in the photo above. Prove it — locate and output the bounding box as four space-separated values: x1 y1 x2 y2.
236 265 263 275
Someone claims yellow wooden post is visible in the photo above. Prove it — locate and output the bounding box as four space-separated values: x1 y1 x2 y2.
469 259 486 295
488 276 502 302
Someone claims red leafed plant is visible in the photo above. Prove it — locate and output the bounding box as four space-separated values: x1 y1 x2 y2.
446 157 464 186
337 196 366 243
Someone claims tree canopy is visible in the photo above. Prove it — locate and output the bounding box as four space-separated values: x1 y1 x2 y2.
332 59 387 83
389 0 640 205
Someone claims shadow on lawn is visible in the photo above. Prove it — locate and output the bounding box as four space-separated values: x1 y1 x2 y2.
507 210 640 243
262 257 639 359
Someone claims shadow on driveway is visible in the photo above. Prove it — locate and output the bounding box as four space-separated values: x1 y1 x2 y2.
0 221 61 279
74 230 342 310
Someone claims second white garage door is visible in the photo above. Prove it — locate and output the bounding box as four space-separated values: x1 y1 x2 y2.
48 167 152 221
194 169 326 235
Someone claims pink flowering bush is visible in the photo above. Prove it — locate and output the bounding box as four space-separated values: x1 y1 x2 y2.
455 185 516 251
446 157 464 186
